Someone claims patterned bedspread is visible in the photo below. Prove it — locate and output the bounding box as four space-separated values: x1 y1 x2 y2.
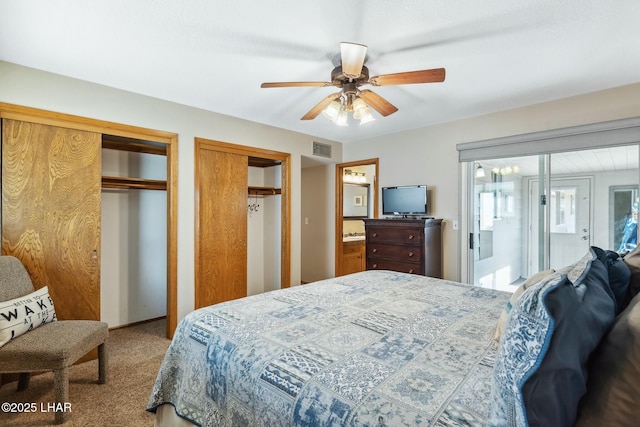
147 270 509 426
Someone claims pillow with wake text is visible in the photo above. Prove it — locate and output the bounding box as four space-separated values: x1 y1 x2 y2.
0 286 57 348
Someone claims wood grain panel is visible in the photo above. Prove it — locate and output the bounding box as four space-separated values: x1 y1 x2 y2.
196 148 248 308
2 119 101 322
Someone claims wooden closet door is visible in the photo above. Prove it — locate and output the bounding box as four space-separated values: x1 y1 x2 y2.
196 148 248 308
1 119 101 321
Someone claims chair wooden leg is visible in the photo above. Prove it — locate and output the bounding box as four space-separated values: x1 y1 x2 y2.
54 367 69 424
17 372 30 391
98 341 108 384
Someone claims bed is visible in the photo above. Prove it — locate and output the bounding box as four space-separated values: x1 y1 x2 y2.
147 251 640 427
148 270 509 426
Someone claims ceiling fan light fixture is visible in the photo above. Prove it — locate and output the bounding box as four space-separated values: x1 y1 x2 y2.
352 97 367 119
260 42 445 124
322 99 341 121
340 42 367 78
335 108 349 126
358 108 375 125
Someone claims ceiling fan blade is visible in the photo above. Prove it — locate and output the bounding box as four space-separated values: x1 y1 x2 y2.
369 68 446 86
301 92 341 120
358 90 398 117
261 81 333 88
340 42 367 78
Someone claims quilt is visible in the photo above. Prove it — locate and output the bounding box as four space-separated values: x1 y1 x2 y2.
147 270 510 426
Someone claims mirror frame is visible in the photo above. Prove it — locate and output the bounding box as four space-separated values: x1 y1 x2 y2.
335 158 379 276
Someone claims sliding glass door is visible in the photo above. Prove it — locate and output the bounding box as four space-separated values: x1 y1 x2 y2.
471 145 639 291
472 155 542 291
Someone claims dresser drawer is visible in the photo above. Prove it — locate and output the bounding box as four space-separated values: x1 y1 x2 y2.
366 226 423 245
367 258 424 275
363 218 442 279
367 242 423 261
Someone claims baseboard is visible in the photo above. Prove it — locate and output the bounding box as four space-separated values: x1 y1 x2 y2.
108 316 167 331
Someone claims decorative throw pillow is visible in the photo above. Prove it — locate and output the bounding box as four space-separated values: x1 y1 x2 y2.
0 286 57 348
492 269 555 347
521 248 616 427
592 246 631 313
489 248 617 427
575 293 640 427
623 245 640 298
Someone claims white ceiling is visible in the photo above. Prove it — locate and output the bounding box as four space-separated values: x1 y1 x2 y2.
1 1 639 144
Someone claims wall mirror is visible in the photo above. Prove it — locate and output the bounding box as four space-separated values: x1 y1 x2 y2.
343 183 370 218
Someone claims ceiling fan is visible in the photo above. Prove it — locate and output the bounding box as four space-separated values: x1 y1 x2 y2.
260 42 446 125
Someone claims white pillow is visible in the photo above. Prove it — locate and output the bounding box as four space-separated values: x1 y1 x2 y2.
0 286 57 347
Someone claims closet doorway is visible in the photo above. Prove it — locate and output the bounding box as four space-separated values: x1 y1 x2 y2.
194 138 291 308
0 103 178 339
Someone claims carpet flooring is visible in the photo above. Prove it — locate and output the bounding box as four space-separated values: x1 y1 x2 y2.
0 319 171 426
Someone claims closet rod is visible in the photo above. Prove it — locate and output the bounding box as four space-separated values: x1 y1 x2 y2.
102 176 167 190
248 186 281 196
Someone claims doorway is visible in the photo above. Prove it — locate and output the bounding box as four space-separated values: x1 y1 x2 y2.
0 103 178 338
335 158 379 276
529 177 592 272
194 138 291 308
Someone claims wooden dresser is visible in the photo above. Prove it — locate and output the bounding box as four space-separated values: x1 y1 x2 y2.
364 218 442 278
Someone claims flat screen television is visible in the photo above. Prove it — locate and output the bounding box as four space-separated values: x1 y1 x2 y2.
382 185 428 216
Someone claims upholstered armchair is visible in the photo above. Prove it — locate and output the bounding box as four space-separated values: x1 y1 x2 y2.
0 256 108 424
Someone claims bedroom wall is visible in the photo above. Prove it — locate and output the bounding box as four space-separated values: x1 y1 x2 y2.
0 60 343 324
343 83 640 283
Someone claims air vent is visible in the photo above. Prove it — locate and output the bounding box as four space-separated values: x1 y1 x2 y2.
313 141 332 158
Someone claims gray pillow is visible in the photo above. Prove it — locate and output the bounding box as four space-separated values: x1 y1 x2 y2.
623 245 640 298
575 292 640 427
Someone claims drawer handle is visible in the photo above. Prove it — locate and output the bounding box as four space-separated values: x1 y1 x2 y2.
372 263 378 269
372 248 378 253
408 234 414 240
408 269 414 274
372 233 378 238
408 251 414 257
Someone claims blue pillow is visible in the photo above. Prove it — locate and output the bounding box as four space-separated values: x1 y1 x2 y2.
489 248 617 427
592 247 631 313
488 272 567 426
521 248 616 426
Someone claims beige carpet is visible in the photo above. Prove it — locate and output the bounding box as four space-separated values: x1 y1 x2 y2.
0 319 171 426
